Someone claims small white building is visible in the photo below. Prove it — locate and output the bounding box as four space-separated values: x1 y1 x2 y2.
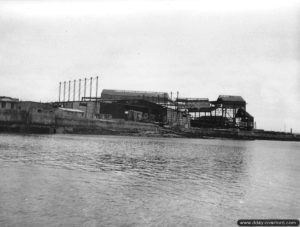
0 96 19 110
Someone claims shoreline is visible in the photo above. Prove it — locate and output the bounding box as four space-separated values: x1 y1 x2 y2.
1 108 299 142
1 125 299 142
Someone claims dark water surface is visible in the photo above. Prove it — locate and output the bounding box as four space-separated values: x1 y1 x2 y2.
0 134 299 226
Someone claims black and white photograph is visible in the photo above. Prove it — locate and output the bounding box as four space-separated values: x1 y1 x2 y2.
0 0 299 226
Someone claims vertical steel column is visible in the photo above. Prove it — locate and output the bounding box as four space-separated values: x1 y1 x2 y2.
84 78 87 99
95 76 99 117
176 91 179 124
73 80 76 101
59 82 61 102
170 92 173 122
233 108 236 125
90 77 93 100
176 91 179 110
68 80 71 101
63 81 66 102
96 76 99 99
78 79 81 101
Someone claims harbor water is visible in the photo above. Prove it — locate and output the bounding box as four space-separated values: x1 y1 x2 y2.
0 134 299 226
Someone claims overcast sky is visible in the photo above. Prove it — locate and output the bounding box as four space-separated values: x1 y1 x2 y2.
0 0 299 132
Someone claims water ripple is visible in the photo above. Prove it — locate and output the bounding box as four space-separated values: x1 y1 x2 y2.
0 134 299 226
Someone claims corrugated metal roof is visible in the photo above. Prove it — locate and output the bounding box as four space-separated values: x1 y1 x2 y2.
217 95 245 103
101 89 169 99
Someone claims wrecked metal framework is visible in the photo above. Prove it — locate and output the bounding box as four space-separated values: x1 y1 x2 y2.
55 79 254 130
177 95 254 130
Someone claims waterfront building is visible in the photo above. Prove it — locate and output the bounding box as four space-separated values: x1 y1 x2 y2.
0 96 19 110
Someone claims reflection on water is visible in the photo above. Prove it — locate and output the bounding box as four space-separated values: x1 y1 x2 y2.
0 134 299 226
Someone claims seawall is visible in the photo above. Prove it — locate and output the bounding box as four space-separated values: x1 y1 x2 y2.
182 127 300 141
1 109 300 141
55 116 160 135
0 109 160 135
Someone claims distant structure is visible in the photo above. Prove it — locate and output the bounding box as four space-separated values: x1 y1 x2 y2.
99 89 188 128
176 98 211 113
0 96 19 110
58 76 100 102
55 77 254 130
189 95 254 129
101 89 170 105
2 91 300 140
57 77 100 118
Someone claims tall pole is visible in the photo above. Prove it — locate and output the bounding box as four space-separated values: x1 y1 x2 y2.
90 77 92 100
63 81 66 102
84 78 87 100
59 82 61 102
176 91 179 124
96 76 99 99
73 80 76 101
68 80 71 101
95 76 99 117
170 92 173 110
78 79 81 101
